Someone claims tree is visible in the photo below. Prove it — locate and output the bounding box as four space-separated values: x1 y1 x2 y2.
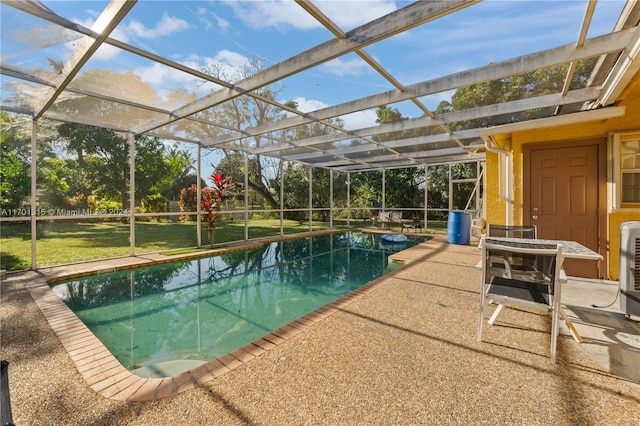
280 162 309 220
434 60 597 129
196 57 285 210
6 65 199 212
44 68 173 209
37 156 73 209
375 105 405 125
426 164 449 216
215 150 282 211
162 144 200 201
372 106 425 211
197 59 344 214
56 123 130 208
52 68 159 130
133 134 171 203
55 121 197 211
385 168 424 209
0 113 31 211
425 162 478 219
350 170 382 217
450 162 479 211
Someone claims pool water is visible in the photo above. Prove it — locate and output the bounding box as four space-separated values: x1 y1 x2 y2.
51 231 426 377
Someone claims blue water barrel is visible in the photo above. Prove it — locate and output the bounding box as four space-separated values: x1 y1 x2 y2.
447 211 471 245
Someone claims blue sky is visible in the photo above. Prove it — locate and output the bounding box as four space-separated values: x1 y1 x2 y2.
8 0 622 130
0 0 626 182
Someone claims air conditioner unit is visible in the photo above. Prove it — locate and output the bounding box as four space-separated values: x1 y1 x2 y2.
620 221 640 318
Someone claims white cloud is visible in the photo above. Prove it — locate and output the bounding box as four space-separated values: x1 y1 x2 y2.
313 1 397 30
340 109 378 130
319 56 370 77
90 43 122 61
211 11 231 34
126 14 191 39
221 0 397 31
221 0 318 30
134 49 252 98
291 97 328 113
71 13 190 62
135 61 196 86
207 50 252 72
69 16 124 61
288 97 377 130
185 6 213 30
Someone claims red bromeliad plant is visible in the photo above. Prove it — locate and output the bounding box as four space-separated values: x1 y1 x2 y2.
203 172 234 246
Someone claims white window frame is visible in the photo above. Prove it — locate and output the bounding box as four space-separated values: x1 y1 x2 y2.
610 131 640 210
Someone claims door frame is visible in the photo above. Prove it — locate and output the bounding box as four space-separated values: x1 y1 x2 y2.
522 137 608 279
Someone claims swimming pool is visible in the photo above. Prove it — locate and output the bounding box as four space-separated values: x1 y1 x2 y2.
51 231 426 378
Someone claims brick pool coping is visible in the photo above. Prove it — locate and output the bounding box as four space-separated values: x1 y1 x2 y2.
27 230 435 401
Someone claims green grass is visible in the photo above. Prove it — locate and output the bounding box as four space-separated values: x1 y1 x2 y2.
0 218 446 271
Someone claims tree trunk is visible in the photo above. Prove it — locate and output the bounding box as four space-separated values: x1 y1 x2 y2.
247 180 279 210
207 227 215 247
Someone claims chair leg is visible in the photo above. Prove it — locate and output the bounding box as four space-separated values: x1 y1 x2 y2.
550 305 562 363
488 302 505 325
478 286 486 341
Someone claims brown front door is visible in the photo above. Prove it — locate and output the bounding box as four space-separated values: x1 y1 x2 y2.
525 143 600 278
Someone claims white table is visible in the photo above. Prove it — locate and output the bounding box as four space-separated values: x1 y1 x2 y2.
479 236 603 343
483 237 603 261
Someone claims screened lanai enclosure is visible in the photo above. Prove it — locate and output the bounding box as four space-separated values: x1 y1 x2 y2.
1 0 638 271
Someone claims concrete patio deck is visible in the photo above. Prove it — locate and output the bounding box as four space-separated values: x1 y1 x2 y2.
1 234 639 425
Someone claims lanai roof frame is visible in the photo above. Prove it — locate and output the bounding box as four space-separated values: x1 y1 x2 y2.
1 0 639 172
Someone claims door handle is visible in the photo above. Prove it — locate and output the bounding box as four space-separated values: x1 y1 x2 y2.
532 215 538 220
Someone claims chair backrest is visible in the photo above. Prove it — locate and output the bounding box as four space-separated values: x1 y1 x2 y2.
482 237 563 289
487 224 537 239
390 212 402 222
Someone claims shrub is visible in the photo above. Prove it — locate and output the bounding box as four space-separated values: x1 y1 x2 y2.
178 184 198 221
96 199 121 211
134 205 152 222
142 193 167 213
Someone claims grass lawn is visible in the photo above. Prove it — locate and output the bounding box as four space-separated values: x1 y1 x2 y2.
0 218 446 271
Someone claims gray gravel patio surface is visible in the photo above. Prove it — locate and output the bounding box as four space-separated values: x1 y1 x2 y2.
2 235 639 425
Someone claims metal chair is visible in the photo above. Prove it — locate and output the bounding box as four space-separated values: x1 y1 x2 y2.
371 211 390 228
486 224 537 239
478 238 565 363
486 224 538 278
390 212 403 230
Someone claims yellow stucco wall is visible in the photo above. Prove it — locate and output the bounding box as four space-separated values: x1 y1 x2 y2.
484 136 525 226
484 71 640 280
484 151 505 225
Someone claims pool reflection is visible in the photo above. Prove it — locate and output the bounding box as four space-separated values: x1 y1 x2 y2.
52 232 426 377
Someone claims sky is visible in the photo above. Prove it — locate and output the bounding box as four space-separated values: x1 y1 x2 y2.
3 0 625 129
0 0 627 181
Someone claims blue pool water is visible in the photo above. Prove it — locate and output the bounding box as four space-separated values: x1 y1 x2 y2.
51 231 427 377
